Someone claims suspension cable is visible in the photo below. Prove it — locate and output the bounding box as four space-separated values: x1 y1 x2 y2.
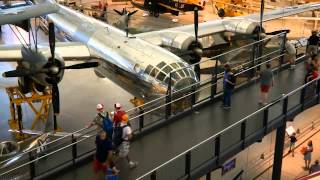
8 25 28 49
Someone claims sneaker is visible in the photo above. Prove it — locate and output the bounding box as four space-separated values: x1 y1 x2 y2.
223 106 231 110
129 161 138 169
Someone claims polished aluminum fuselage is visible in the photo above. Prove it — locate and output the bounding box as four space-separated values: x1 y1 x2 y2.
40 2 198 100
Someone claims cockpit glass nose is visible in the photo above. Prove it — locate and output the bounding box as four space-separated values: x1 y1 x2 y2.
144 61 197 86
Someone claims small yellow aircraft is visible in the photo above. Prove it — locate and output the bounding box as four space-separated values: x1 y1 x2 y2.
131 0 206 17
213 0 258 17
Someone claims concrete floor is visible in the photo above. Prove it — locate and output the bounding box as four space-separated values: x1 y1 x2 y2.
197 105 320 180
0 1 318 179
52 58 308 180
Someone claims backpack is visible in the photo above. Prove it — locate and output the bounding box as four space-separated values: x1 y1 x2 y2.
112 125 128 148
105 168 119 180
300 146 307 155
98 113 113 139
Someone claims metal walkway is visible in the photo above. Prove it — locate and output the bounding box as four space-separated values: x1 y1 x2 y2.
53 58 308 180
0 32 313 180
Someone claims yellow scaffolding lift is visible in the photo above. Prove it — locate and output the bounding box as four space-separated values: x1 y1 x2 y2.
6 87 52 138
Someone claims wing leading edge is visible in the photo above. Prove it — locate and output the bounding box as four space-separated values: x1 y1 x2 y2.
0 42 92 62
0 1 59 26
137 3 320 42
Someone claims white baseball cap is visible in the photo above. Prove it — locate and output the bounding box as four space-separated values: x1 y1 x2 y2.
96 104 104 110
115 102 121 109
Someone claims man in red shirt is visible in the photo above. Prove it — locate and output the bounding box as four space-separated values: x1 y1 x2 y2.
113 103 126 127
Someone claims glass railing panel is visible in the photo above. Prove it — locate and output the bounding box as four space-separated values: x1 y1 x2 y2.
288 90 301 110
267 101 283 122
191 139 215 170
155 155 185 180
35 144 73 176
220 123 241 151
245 111 264 137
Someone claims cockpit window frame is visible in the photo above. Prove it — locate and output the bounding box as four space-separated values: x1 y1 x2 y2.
156 61 167 69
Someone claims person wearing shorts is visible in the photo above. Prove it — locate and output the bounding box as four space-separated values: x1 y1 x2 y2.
93 131 113 180
117 114 138 169
289 133 297 157
259 63 274 105
307 30 319 56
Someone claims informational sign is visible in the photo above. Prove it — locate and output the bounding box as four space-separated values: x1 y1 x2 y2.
222 158 236 175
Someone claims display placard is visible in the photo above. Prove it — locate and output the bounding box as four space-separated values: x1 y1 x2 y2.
222 158 236 175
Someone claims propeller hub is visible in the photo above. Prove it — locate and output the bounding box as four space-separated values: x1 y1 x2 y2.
49 66 60 75
193 47 203 57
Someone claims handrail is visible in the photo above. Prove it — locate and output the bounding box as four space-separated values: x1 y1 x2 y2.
129 51 295 121
0 31 297 177
170 31 286 73
0 129 98 177
136 76 320 180
0 127 94 166
247 115 320 177
125 33 285 114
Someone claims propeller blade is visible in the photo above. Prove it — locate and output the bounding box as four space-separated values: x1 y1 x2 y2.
62 62 99 69
129 10 138 16
194 7 199 42
215 5 219 11
52 82 60 114
48 22 55 61
2 69 30 77
114 9 123 15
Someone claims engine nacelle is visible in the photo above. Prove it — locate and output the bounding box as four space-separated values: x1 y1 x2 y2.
161 31 201 51
223 19 261 35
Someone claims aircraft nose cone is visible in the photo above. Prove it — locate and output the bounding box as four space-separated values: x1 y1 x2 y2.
172 77 198 93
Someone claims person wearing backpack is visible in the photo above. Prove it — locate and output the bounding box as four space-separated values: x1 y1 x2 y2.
86 104 114 140
113 113 138 169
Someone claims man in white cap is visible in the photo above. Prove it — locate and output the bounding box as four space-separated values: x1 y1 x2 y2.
113 102 126 127
86 104 113 137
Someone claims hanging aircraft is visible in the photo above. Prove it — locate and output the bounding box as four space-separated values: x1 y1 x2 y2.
131 0 205 17
0 0 320 104
0 0 99 130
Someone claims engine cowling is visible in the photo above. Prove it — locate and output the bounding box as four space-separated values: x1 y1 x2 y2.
223 19 262 35
161 31 202 51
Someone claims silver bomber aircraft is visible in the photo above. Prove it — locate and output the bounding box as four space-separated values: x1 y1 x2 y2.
0 0 320 101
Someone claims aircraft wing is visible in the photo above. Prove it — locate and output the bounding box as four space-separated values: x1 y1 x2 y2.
137 3 320 42
0 42 93 61
0 1 59 26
